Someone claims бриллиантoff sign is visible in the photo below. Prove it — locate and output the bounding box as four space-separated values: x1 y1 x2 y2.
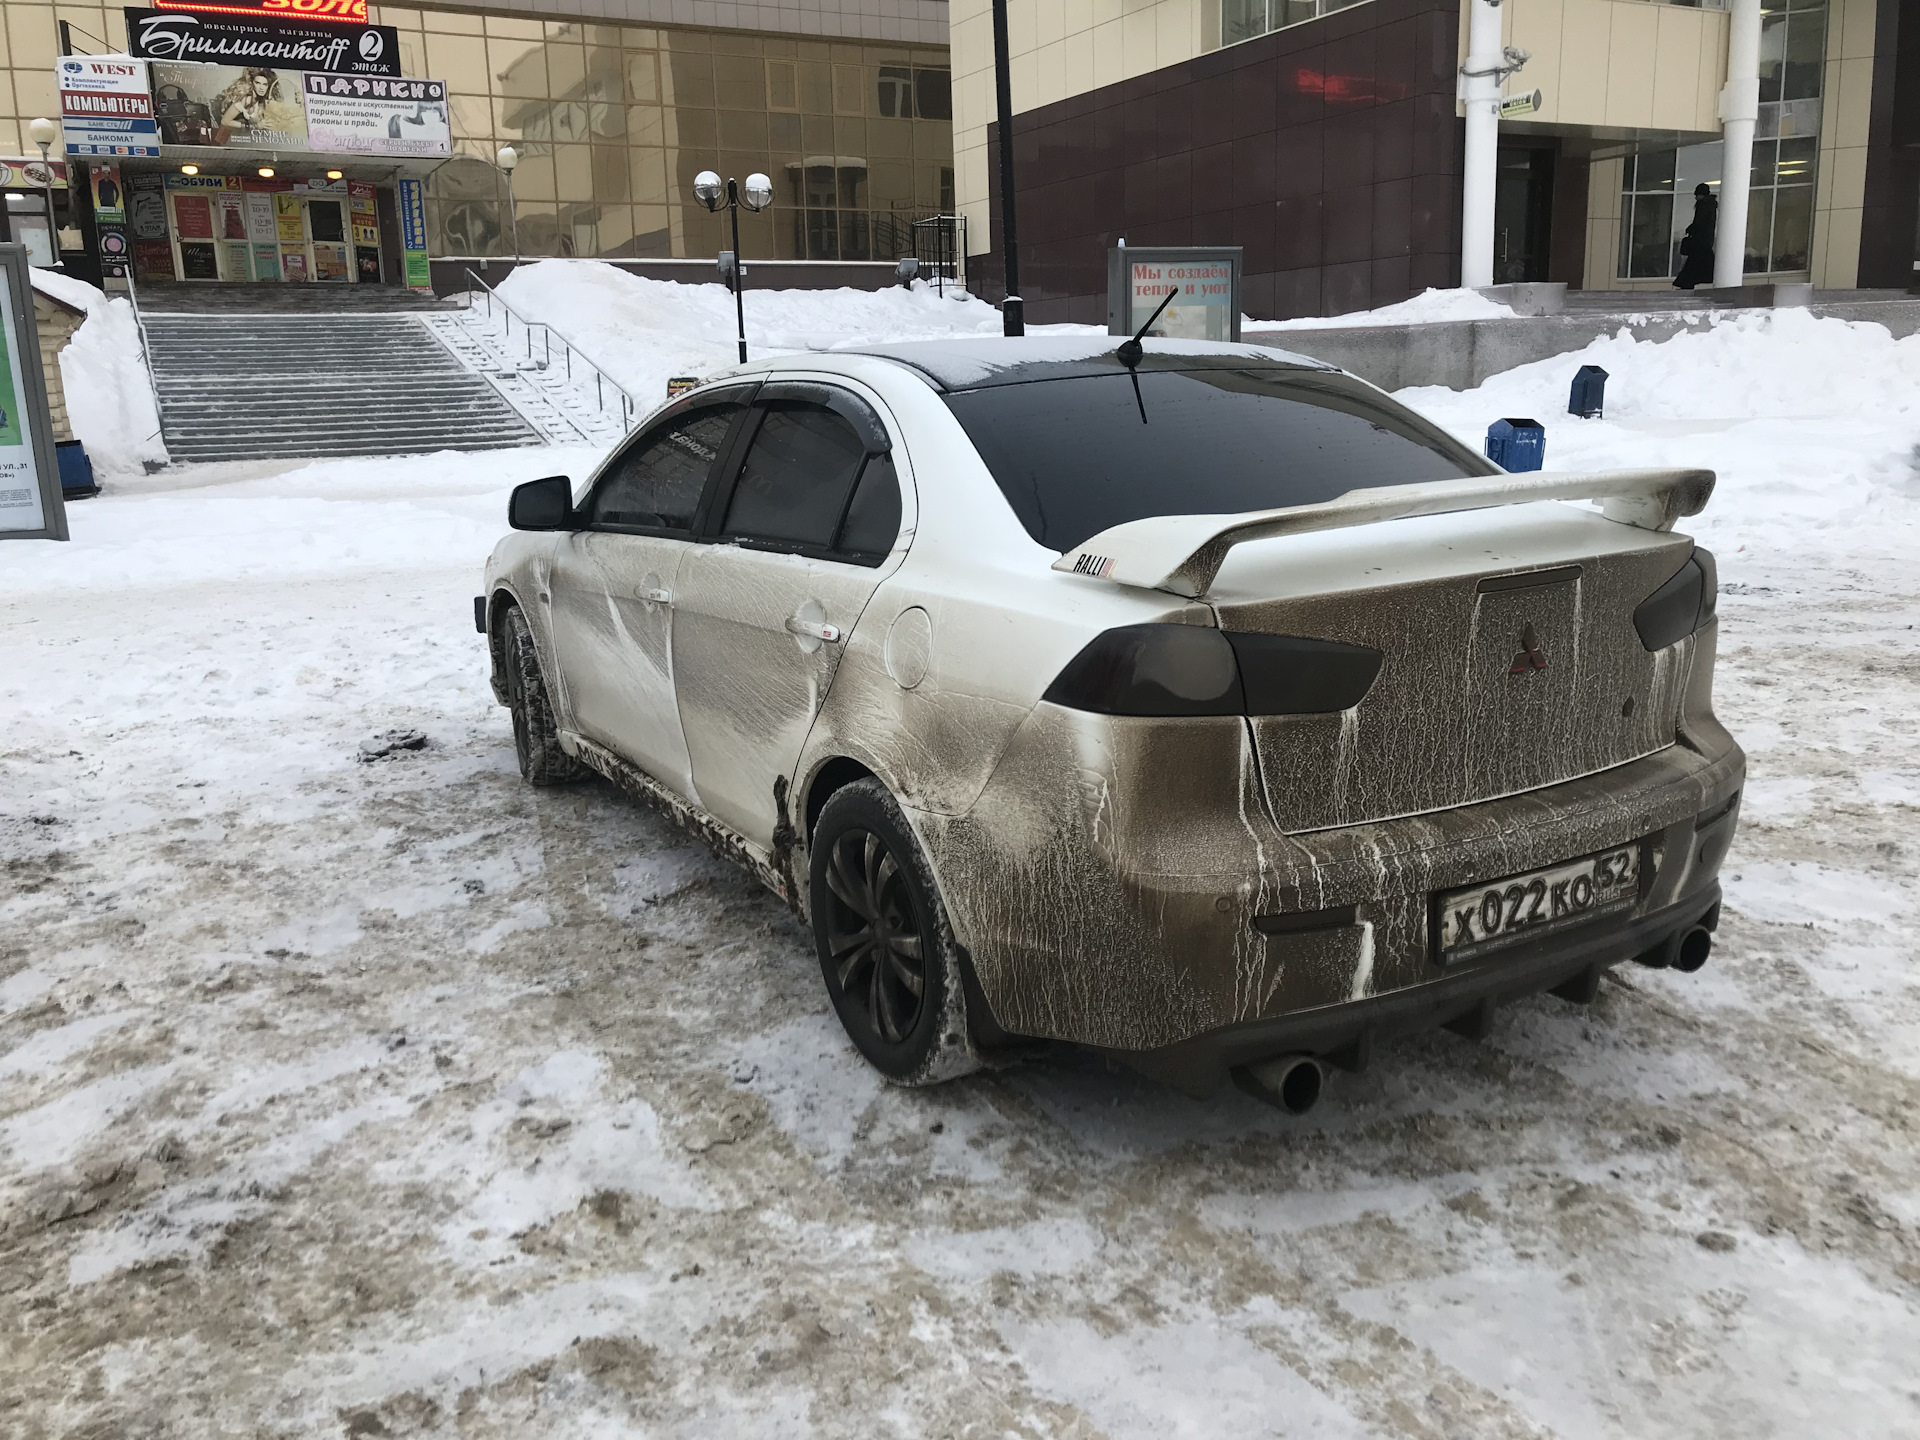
1106 245 1241 343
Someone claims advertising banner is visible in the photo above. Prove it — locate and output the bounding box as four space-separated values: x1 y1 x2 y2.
0 247 66 541
214 191 247 241
397 174 428 290
134 237 174 278
300 73 448 157
0 160 67 189
251 240 279 277
125 8 401 76
244 188 276 241
98 224 130 277
58 56 160 157
173 193 213 238
129 171 167 238
151 61 307 149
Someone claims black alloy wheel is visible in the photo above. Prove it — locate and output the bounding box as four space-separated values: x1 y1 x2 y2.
821 828 928 1045
808 777 977 1083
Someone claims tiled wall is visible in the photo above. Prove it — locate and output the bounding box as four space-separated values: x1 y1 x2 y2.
1811 0 1874 286
975 0 1466 322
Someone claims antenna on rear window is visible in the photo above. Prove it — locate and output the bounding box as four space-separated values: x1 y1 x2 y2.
1117 287 1176 423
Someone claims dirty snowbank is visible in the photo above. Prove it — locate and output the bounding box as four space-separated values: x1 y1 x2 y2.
28 270 168 477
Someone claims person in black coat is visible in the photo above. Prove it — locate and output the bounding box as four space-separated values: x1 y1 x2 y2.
1674 183 1717 289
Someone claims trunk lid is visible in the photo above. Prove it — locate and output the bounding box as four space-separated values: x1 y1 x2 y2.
1209 504 1699 834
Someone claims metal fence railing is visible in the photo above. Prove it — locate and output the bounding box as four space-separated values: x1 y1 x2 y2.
460 266 645 434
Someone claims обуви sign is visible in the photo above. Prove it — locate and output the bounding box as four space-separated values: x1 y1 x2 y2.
125 8 402 77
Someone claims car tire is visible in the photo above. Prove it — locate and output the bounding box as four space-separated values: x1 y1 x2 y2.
810 778 979 1086
502 604 588 786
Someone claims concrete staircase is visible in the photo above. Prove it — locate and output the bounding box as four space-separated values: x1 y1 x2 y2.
420 309 638 448
142 312 541 462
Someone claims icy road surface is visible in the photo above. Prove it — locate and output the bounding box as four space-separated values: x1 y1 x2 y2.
6 308 1920 1436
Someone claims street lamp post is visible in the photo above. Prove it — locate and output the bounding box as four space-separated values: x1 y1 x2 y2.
693 169 772 364
27 117 58 267
496 144 520 264
990 0 1022 335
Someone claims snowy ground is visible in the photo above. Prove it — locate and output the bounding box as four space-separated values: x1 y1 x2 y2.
5 294 1920 1437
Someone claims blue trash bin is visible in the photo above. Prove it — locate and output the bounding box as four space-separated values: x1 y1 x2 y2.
56 439 98 498
1485 417 1546 472
1569 364 1608 419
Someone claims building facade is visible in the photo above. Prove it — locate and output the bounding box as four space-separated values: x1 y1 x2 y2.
0 0 953 285
951 0 1919 320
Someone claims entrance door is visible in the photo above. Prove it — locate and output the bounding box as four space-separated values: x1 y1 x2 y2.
548 394 752 800
1494 146 1556 284
670 389 904 847
307 199 351 282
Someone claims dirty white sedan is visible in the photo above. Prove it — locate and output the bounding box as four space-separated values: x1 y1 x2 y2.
478 337 1742 1111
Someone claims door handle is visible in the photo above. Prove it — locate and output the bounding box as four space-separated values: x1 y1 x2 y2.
638 586 671 604
785 615 842 643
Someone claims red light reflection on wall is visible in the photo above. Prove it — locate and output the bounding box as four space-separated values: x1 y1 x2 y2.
1294 68 1409 105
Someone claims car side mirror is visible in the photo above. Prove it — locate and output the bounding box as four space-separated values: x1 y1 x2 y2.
509 475 575 531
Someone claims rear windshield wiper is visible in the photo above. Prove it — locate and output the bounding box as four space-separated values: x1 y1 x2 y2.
1116 288 1177 424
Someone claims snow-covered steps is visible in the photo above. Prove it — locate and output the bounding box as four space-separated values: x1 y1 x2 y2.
141 313 541 462
420 309 639 448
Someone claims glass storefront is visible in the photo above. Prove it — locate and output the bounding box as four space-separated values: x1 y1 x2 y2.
1617 0 1825 279
368 10 954 262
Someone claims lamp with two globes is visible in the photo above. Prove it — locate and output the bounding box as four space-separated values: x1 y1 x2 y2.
693 169 772 363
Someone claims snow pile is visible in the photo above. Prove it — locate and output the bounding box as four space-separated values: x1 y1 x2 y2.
493 259 1046 404
1254 286 1519 330
29 270 168 477
1395 308 1920 561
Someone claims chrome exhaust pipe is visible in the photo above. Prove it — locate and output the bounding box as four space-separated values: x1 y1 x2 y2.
1233 1055 1326 1115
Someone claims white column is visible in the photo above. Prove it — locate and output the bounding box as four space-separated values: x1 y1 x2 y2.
1459 0 1504 289
1714 0 1762 289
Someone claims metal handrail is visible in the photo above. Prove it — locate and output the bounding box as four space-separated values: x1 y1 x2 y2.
460 266 642 433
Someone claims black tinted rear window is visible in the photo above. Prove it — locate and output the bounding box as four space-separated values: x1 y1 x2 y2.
943 367 1490 551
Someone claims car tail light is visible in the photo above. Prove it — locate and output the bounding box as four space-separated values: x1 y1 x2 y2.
1043 625 1381 717
1633 548 1718 651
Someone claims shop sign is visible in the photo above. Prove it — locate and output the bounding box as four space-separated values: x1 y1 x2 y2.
58 56 161 157
0 160 68 190
153 0 369 25
397 175 428 291
126 8 401 76
164 172 240 188
1105 245 1242 343
0 247 69 543
301 74 449 157
151 61 308 149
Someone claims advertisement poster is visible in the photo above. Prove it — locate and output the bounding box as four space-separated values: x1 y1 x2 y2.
151 61 307 148
274 192 304 243
97 225 130 277
281 250 308 282
215 192 247 240
0 160 66 189
173 193 214 239
300 73 449 157
314 242 349 281
355 244 380 281
0 265 44 535
397 175 428 290
1127 258 1235 341
223 239 253 278
134 237 175 278
125 8 402 76
245 189 276 242
58 56 160 157
129 171 167 239
252 240 279 278
91 163 125 223
351 185 378 246
181 241 218 278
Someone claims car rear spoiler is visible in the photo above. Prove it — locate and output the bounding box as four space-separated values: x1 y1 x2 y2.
1050 467 1716 598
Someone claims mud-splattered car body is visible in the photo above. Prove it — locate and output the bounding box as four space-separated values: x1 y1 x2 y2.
482 337 1742 1097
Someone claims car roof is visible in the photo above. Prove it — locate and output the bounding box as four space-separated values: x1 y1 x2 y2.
825 336 1336 392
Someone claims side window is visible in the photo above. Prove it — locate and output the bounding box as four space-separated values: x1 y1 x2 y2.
722 402 866 549
586 403 740 531
837 455 902 562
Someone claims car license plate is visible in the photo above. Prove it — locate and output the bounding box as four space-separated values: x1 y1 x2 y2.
1436 846 1641 964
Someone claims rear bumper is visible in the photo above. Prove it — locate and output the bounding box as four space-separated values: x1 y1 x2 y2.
1114 885 1723 1097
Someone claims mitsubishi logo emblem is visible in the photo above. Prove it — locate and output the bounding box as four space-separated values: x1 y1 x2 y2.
1509 623 1549 675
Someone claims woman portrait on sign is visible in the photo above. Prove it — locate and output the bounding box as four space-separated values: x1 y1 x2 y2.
213 67 300 145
